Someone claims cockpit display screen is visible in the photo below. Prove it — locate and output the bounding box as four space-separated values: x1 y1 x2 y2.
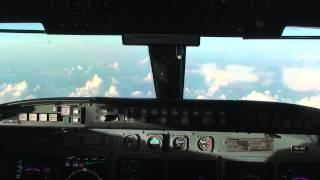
14 156 56 180
63 156 108 180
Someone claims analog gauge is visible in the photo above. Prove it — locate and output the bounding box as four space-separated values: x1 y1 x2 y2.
198 137 214 152
123 135 139 151
173 137 188 151
147 136 163 150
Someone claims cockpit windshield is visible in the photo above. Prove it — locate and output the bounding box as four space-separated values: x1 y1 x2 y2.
0 23 155 103
184 28 320 109
1 23 320 110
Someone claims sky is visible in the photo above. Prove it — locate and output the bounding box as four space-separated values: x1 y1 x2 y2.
1 24 320 109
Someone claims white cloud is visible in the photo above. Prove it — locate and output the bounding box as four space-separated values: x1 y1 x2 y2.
241 90 277 102
138 56 150 65
111 78 119 85
130 91 143 97
146 91 153 97
24 95 36 100
130 90 154 98
77 65 83 70
283 67 320 92
69 75 102 97
194 89 208 99
85 66 93 73
105 85 119 97
33 85 41 92
0 81 29 103
63 65 84 75
143 72 153 82
298 95 320 109
62 67 73 75
196 95 206 99
294 53 320 61
258 72 274 86
0 81 28 97
108 62 120 70
194 89 226 100
194 64 258 98
185 87 191 94
216 94 226 100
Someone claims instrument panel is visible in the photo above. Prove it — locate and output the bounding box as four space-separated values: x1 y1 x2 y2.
1 99 320 179
1 127 320 180
1 98 320 134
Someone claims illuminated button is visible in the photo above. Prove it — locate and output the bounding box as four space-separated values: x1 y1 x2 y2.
39 114 48 122
52 106 57 112
101 109 108 114
99 115 106 121
49 114 58 122
19 113 28 121
73 108 79 115
29 113 37 121
72 117 80 123
61 106 71 116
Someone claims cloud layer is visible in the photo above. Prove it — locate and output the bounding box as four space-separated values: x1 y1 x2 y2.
283 67 320 92
194 64 258 98
298 95 320 109
143 72 153 82
0 81 29 103
241 90 277 102
105 85 119 97
108 62 120 71
70 75 102 97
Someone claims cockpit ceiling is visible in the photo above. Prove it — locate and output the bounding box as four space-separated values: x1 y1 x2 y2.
0 0 320 37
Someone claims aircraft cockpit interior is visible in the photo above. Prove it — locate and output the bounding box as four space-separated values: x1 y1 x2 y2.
1 0 320 179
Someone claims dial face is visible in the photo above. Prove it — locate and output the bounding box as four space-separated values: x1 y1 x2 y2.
123 135 139 150
173 137 187 150
198 137 214 152
147 136 162 150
